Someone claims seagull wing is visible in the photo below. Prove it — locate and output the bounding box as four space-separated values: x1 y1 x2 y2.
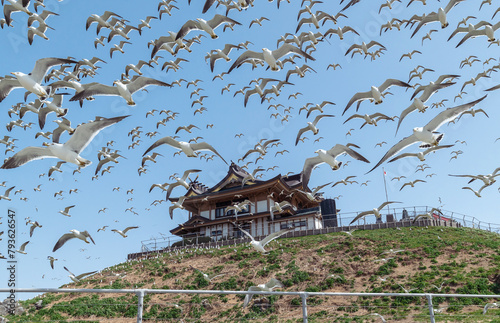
327 144 370 163
176 19 201 40
31 57 78 84
302 155 323 185
126 77 172 94
63 266 75 276
266 278 284 289
53 233 75 252
69 83 119 101
395 103 417 135
387 152 418 162
75 270 98 280
378 78 411 92
272 43 316 61
0 78 22 102
295 126 311 145
122 226 139 234
350 210 374 224
64 116 129 154
243 286 262 307
423 95 487 132
208 14 241 29
190 142 227 164
378 201 401 210
228 50 263 73
260 227 292 247
343 91 372 115
143 136 182 156
237 226 255 242
1 147 55 169
367 135 419 173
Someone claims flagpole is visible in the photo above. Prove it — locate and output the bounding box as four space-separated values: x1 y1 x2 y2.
382 167 390 216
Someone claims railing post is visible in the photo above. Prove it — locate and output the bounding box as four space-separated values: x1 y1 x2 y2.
137 290 144 323
426 294 435 323
300 292 308 323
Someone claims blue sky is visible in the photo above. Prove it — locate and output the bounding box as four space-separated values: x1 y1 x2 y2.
0 0 499 298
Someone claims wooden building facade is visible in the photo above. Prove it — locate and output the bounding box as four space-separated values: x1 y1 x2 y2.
170 163 337 240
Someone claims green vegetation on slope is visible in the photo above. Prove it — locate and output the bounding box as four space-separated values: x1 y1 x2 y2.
6 227 500 322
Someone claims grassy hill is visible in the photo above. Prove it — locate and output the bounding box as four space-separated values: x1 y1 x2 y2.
7 226 500 322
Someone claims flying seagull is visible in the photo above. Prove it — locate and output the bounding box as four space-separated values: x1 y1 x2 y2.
189 265 227 282
111 226 139 238
143 136 227 164
0 57 77 102
367 95 487 173
175 14 241 40
228 44 315 72
1 115 129 169
53 229 95 252
69 77 172 106
243 278 284 308
350 201 401 224
302 144 370 186
64 266 97 283
235 225 293 253
343 78 411 115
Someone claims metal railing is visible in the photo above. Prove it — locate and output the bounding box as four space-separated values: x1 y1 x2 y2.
132 206 499 259
2 288 499 323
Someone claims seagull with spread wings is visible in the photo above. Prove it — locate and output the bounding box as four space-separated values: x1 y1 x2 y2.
235 225 293 254
112 226 139 238
165 169 202 199
295 114 334 145
228 43 315 72
1 116 129 169
143 136 227 164
0 57 77 102
243 278 284 308
175 14 241 40
367 95 487 173
53 229 95 252
343 78 411 115
64 266 97 283
302 144 370 186
69 77 172 106
190 265 227 282
350 201 401 224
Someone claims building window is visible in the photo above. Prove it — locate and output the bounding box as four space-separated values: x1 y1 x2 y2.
215 199 250 218
211 230 222 241
233 223 250 238
280 220 307 230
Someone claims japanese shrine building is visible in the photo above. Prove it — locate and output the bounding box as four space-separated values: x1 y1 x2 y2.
169 163 338 240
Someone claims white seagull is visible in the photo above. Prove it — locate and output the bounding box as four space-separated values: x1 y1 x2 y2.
350 201 401 224
112 226 139 238
235 225 293 254
295 114 335 145
229 44 315 72
143 136 227 164
343 78 411 115
1 115 129 169
175 14 241 40
302 144 370 186
64 266 97 283
244 278 284 308
69 77 172 106
0 186 15 201
53 230 96 252
16 241 29 254
0 57 77 102
269 201 297 221
367 95 487 173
